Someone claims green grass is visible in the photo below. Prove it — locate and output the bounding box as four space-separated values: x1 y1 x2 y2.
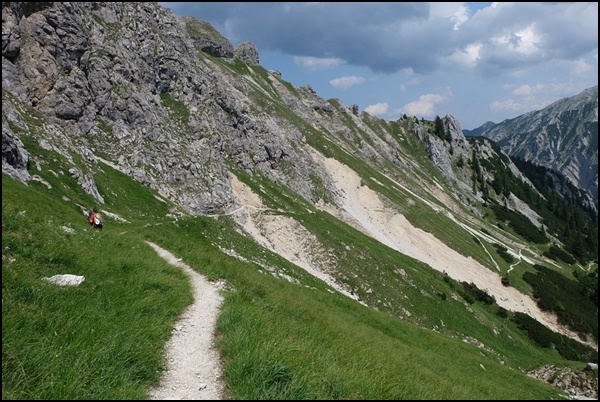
2 179 192 399
3 158 586 399
216 279 562 399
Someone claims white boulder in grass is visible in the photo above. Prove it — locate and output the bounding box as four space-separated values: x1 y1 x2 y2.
43 274 85 287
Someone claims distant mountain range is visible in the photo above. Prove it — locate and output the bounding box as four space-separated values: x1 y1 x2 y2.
463 120 497 137
464 86 598 208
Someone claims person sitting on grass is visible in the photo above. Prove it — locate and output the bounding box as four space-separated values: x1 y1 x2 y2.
88 207 103 230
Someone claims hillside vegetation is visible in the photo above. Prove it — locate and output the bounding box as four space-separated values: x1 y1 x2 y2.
2 118 597 398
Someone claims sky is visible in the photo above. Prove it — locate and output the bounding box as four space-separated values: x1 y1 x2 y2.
160 2 598 130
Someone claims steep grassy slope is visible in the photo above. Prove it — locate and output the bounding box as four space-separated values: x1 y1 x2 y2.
2 133 591 399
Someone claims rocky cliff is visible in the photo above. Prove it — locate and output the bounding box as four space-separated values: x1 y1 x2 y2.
1 2 540 219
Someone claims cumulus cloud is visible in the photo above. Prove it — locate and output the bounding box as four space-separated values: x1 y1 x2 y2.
364 103 388 116
402 93 448 118
428 2 469 30
293 56 344 72
164 2 597 77
329 76 365 90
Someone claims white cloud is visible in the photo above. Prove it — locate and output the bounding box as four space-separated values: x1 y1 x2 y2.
446 42 482 70
428 2 469 30
491 24 541 58
329 76 365 90
293 56 344 72
490 99 523 113
364 102 388 116
402 93 446 118
512 84 543 97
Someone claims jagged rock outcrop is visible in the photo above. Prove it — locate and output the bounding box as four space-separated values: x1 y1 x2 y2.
419 114 539 216
180 15 234 59
1 2 340 214
527 364 598 400
2 119 30 183
234 41 259 65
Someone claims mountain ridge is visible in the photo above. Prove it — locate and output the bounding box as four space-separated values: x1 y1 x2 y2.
464 86 598 208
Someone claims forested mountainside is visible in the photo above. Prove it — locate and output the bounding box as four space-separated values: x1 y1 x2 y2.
3 2 597 400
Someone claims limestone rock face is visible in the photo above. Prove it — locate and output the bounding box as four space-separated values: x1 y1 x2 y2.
234 41 259 65
1 1 595 223
180 16 235 59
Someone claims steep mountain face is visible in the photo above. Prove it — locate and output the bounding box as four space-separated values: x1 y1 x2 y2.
0 2 538 217
2 1 597 352
475 86 599 208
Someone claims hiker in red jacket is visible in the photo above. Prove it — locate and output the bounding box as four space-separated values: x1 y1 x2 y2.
88 207 103 230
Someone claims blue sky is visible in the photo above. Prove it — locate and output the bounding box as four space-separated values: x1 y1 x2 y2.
160 2 598 130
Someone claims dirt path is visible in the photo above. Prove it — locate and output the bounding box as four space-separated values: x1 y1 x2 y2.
145 241 226 400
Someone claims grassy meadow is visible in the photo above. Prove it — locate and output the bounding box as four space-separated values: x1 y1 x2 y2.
2 153 591 399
